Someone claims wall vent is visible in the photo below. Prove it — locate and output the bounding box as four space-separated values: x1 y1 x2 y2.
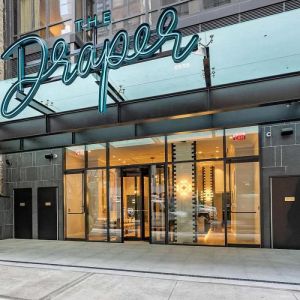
181 25 200 37
199 0 300 32
240 3 284 22
285 0 300 11
201 14 239 32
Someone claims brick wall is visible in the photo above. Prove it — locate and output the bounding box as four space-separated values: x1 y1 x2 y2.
260 121 300 247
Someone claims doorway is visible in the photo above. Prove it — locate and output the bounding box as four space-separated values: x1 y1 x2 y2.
271 176 300 249
14 188 33 239
122 167 150 241
226 160 261 246
38 187 58 240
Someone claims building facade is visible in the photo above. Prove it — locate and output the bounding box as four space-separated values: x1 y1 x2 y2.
0 0 299 249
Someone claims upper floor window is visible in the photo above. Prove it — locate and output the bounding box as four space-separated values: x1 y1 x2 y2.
203 0 231 9
15 0 73 39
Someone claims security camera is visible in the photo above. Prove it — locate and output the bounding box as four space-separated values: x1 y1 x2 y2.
45 153 58 160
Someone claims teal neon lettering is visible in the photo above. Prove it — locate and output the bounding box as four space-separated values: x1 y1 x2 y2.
0 8 199 119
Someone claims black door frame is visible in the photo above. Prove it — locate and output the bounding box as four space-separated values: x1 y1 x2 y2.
37 187 58 240
64 171 86 241
225 157 261 247
13 188 33 239
121 166 151 242
270 175 300 249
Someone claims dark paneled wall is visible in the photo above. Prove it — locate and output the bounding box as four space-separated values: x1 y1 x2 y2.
5 149 64 240
0 197 12 239
260 121 300 247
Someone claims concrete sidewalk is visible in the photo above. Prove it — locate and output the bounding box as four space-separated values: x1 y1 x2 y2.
0 263 299 300
0 239 299 285
0 239 299 299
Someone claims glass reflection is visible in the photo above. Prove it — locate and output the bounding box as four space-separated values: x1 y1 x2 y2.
226 161 261 245
123 175 141 239
87 144 106 168
65 146 85 170
151 165 165 243
196 161 225 245
49 0 72 24
65 173 85 239
122 168 150 241
226 126 259 157
49 21 72 37
109 168 122 242
20 0 46 33
168 130 224 161
168 162 195 244
87 169 107 241
110 138 165 166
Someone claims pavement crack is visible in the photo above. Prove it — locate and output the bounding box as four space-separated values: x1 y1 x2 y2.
39 273 93 300
0 295 27 300
293 292 300 300
167 281 178 300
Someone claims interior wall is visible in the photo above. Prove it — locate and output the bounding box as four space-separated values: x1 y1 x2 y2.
5 149 64 240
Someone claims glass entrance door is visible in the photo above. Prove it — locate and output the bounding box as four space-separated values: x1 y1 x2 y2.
226 161 261 246
64 173 85 239
122 168 150 241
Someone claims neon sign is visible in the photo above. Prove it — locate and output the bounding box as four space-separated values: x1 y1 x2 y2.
0 8 199 119
74 10 111 32
232 133 246 141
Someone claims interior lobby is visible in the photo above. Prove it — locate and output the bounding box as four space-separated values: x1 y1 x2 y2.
64 126 260 247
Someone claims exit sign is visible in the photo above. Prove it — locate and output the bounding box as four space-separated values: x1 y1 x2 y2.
232 133 246 141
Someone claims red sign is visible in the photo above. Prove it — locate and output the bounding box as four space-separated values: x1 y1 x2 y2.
232 133 246 141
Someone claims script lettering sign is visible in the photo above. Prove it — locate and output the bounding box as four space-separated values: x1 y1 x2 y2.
0 8 199 119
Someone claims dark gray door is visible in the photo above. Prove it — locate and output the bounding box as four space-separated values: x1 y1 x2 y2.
272 176 300 249
14 188 32 239
38 187 57 240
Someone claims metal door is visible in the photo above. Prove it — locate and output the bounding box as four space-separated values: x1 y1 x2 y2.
271 176 300 249
14 188 32 239
38 187 58 240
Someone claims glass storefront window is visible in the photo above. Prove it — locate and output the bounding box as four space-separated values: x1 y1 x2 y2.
49 0 72 24
29 28 47 39
87 169 107 241
112 0 146 20
150 165 165 243
109 168 122 242
15 0 73 38
129 0 145 15
65 146 85 170
112 15 146 34
203 0 231 9
168 162 195 244
49 21 72 37
64 173 85 239
63 126 260 245
20 0 46 33
168 130 224 161
161 0 178 6
87 144 106 168
110 137 165 166
75 0 83 19
226 161 261 245
196 161 225 246
226 126 259 157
